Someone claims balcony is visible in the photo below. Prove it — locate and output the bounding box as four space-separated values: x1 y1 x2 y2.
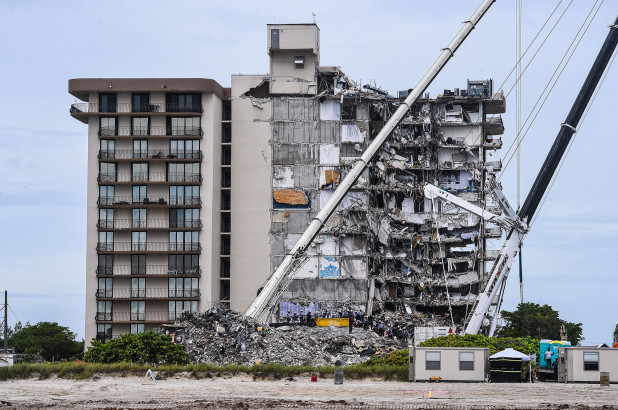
96 265 201 276
97 150 203 160
97 172 202 184
168 289 200 298
169 220 202 229
98 311 171 323
97 218 199 230
96 266 114 275
96 242 201 253
95 312 113 321
95 289 113 298
106 288 200 299
130 312 146 321
97 195 202 207
70 102 203 114
96 126 204 137
97 173 117 182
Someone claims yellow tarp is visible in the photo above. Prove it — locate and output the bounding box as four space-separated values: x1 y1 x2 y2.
315 318 349 327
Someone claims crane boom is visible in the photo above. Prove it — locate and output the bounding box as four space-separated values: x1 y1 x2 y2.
245 0 497 322
463 16 618 335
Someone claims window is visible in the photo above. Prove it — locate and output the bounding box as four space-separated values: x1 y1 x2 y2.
97 277 113 298
222 168 231 188
97 324 112 342
132 163 148 182
168 163 200 182
221 190 231 210
294 55 305 69
222 145 231 165
583 352 599 371
170 139 200 159
170 185 200 205
130 324 145 334
167 117 201 135
132 185 147 204
220 280 230 301
221 213 231 233
341 104 356 120
221 235 230 255
100 139 115 159
459 352 475 371
132 118 149 136
97 300 112 320
98 232 113 251
132 93 149 113
132 232 146 251
131 301 145 321
270 28 279 48
131 277 146 298
168 300 198 320
169 231 199 251
169 208 200 228
99 93 117 113
132 208 147 228
222 124 231 143
220 257 230 278
99 185 115 205
97 254 114 275
168 254 199 275
99 117 118 136
169 277 199 297
425 351 441 370
98 208 114 228
131 254 146 275
99 162 116 182
166 93 201 112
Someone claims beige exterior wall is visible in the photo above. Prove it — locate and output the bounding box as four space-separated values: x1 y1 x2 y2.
564 347 618 383
268 24 319 96
412 347 489 382
73 80 226 347
229 75 272 312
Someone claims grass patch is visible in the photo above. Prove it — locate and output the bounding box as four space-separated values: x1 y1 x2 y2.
0 361 408 382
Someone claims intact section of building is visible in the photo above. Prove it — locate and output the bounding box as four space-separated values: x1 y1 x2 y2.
234 23 506 327
69 79 230 345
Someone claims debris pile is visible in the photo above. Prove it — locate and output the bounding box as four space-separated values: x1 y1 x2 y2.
159 305 405 367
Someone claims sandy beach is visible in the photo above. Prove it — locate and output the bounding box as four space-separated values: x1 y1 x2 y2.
0 373 616 409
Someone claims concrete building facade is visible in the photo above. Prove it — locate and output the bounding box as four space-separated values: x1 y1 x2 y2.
69 79 231 344
71 23 506 344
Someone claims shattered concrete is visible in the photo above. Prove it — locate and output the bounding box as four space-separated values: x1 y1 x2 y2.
244 56 507 331
160 305 406 367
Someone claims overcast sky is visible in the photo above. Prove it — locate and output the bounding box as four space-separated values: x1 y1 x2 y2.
0 0 616 344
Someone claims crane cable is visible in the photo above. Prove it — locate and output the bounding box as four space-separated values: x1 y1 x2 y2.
498 0 604 180
528 46 617 230
450 0 572 149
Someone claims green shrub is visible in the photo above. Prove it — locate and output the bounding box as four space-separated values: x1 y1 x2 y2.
84 331 189 365
419 334 539 357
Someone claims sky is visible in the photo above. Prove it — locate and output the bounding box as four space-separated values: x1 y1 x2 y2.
0 0 616 345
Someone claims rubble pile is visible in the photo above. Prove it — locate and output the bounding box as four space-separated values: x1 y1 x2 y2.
160 305 405 367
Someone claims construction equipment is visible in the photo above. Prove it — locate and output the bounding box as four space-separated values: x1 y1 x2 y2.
244 0 497 323
426 16 618 335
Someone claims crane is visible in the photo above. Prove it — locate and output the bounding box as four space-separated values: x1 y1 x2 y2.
245 0 497 323
426 15 618 336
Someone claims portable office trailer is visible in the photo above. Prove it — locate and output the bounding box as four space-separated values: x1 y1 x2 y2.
557 346 618 384
409 346 489 382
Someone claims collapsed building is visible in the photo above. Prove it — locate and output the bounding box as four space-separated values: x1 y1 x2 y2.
232 23 507 328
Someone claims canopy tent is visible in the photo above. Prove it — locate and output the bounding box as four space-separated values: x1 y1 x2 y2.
490 348 530 362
